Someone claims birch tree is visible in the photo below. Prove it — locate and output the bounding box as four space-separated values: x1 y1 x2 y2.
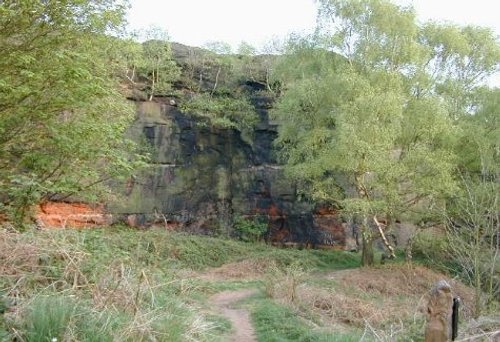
271 0 499 265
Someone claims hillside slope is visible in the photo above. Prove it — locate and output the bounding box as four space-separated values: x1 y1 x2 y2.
1 227 491 342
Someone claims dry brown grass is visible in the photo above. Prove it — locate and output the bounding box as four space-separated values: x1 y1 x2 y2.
297 264 475 329
341 265 471 297
91 262 141 312
0 229 91 300
0 229 217 341
196 258 273 281
264 261 306 304
0 230 40 277
305 288 382 325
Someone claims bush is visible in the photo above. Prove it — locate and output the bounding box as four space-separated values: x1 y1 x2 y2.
264 261 305 303
411 230 450 262
233 215 268 242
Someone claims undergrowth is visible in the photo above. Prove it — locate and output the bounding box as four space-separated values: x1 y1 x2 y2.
0 226 360 341
251 294 362 342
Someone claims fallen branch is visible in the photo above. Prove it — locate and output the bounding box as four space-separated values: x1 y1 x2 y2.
373 216 396 258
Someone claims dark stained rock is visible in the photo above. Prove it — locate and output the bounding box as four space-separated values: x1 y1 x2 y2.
106 91 349 248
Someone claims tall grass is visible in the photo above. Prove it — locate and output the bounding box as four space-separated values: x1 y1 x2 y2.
252 296 362 341
24 296 75 341
0 226 360 340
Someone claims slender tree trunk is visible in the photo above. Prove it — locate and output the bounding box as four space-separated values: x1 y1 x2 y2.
405 235 414 263
354 174 375 266
125 65 136 83
211 65 221 96
149 68 155 101
487 231 499 305
198 60 205 91
473 227 482 318
361 216 374 266
266 66 272 92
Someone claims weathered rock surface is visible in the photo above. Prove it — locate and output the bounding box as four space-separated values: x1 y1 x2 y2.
34 46 353 248
105 90 350 248
33 89 415 250
36 202 111 229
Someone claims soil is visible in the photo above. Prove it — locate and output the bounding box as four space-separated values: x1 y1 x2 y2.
209 289 258 342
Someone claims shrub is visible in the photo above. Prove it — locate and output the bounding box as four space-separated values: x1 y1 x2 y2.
411 230 450 263
233 215 268 243
264 261 305 303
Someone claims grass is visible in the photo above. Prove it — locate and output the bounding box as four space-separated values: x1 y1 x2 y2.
2 226 483 341
41 226 360 272
251 294 362 342
0 226 361 341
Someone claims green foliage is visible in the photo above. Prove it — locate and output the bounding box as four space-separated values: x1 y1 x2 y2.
455 87 500 177
411 230 451 263
174 44 277 140
204 41 233 55
273 0 461 210
13 287 210 341
445 83 499 316
117 27 181 100
233 215 268 242
174 39 275 95
0 1 147 225
141 40 180 95
181 93 259 133
137 27 181 99
445 176 499 316
237 41 257 56
420 23 500 116
271 0 500 265
22 295 124 342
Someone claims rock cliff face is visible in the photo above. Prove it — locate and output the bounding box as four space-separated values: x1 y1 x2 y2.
105 89 349 249
35 43 352 249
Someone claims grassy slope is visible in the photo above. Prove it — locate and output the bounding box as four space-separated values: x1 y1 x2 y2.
0 227 486 341
0 227 359 341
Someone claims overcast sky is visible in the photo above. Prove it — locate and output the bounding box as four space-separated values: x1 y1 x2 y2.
127 0 500 50
127 0 499 85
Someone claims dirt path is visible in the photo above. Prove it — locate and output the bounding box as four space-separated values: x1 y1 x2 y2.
210 289 258 342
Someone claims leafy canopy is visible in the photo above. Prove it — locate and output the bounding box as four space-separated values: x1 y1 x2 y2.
0 0 146 223
271 0 499 228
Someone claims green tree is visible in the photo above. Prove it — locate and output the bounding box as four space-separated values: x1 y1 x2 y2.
444 88 500 316
119 38 145 85
456 88 500 177
237 41 257 56
271 0 499 265
181 93 257 132
203 41 234 95
180 41 259 135
0 0 146 225
445 175 499 317
136 26 180 100
236 41 263 85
